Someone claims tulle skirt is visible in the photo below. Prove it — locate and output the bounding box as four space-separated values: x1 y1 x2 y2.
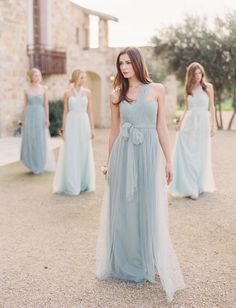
53 111 95 195
20 104 55 174
96 128 185 302
169 110 215 197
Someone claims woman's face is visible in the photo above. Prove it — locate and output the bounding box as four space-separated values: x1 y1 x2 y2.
76 73 87 86
31 71 41 83
119 53 135 79
193 68 202 83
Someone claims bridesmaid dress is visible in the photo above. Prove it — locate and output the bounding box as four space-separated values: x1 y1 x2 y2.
53 87 95 195
96 83 185 302
169 86 215 198
20 93 55 174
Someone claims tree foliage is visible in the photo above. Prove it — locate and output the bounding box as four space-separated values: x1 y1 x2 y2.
152 13 236 129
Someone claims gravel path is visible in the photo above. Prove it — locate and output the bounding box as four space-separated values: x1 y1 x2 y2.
0 129 235 308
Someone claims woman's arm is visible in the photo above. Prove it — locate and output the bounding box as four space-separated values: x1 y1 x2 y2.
107 92 120 163
21 89 28 125
176 93 188 131
61 91 69 135
44 86 50 128
155 83 173 184
86 89 95 139
207 83 216 136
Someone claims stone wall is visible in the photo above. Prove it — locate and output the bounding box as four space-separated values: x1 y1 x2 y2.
0 0 28 137
0 0 177 137
43 0 73 100
44 2 116 127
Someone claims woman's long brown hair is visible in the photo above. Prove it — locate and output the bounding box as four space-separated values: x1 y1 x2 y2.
113 47 152 103
185 62 207 96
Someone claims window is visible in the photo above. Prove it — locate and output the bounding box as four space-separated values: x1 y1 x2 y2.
76 27 80 45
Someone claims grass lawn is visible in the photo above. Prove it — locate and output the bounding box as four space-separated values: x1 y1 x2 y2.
177 99 234 111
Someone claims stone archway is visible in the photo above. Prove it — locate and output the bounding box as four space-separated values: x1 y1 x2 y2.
86 71 101 127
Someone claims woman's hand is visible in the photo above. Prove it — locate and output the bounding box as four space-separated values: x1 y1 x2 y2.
45 119 50 128
91 128 95 139
211 125 216 137
101 165 108 176
18 120 23 127
175 121 182 131
165 162 173 184
58 128 64 139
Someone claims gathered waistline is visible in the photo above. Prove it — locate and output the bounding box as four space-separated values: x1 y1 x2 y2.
121 124 156 129
29 103 44 106
68 110 87 113
120 122 156 146
188 108 209 112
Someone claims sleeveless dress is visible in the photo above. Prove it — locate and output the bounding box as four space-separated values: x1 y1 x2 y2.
169 87 215 198
53 87 95 195
20 93 55 174
96 84 185 302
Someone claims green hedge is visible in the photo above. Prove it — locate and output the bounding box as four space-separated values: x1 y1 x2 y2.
49 99 63 136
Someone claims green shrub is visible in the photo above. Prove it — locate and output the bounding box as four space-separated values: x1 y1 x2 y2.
49 99 63 136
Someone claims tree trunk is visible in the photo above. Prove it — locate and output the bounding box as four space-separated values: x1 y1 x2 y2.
227 110 236 130
215 106 221 129
227 81 236 130
216 93 223 130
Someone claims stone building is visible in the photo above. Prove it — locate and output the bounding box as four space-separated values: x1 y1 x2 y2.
0 0 176 137
0 0 119 137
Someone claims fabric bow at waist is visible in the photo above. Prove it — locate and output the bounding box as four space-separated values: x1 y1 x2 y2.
121 122 155 144
120 122 155 200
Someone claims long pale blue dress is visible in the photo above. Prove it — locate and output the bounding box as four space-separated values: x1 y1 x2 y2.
53 87 95 195
169 87 215 198
21 93 55 174
96 84 185 302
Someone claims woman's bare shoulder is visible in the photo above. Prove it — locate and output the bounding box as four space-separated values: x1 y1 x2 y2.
206 82 214 95
150 82 165 92
148 83 165 100
110 89 120 104
64 89 71 96
206 82 213 90
24 87 29 94
82 87 91 95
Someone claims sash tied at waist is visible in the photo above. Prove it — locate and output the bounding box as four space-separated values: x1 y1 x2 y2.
120 122 155 200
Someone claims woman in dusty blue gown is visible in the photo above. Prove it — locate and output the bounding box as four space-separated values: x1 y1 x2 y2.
53 69 95 195
21 68 55 174
169 62 216 200
96 47 185 302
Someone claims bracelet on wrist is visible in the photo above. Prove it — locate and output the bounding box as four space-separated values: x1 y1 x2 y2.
58 128 64 135
101 165 108 175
